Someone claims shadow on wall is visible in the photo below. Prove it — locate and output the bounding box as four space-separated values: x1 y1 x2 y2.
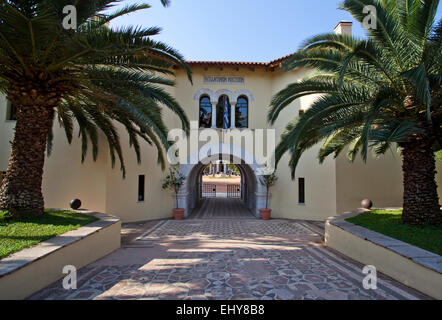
336 150 405 213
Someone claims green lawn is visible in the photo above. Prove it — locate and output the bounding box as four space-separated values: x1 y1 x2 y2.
347 210 442 256
0 210 98 260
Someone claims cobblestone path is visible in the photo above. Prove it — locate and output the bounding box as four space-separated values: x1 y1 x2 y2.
30 219 428 300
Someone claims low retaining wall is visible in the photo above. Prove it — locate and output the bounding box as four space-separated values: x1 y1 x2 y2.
0 211 121 300
325 210 442 300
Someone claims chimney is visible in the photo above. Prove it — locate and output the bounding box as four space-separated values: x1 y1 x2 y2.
334 21 352 35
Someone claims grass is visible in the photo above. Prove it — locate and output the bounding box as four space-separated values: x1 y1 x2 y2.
347 210 442 256
0 209 98 260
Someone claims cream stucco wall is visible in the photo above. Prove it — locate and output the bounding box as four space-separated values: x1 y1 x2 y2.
0 95 15 170
336 149 442 212
171 66 339 221
335 150 405 213
104 121 176 222
269 68 338 220
1 63 441 223
175 66 273 129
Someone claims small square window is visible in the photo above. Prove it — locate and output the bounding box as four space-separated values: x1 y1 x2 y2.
138 175 145 202
298 178 305 204
6 101 17 121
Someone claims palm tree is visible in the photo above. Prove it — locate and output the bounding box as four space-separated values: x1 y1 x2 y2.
268 0 441 226
0 0 192 216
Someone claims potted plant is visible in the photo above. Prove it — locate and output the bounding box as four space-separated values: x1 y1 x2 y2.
259 173 278 220
162 166 186 220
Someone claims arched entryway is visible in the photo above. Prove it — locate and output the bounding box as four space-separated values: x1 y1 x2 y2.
201 162 242 199
177 145 267 219
187 161 256 219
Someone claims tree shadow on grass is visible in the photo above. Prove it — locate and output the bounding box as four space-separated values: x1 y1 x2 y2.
0 234 58 241
0 210 96 227
348 211 442 255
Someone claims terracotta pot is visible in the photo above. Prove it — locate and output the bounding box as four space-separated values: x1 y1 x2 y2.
260 209 272 220
173 208 185 220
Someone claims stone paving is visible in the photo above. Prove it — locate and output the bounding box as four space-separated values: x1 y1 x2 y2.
29 219 429 300
190 199 256 219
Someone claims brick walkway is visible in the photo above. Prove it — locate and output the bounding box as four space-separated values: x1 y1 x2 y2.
29 219 429 300
190 199 256 219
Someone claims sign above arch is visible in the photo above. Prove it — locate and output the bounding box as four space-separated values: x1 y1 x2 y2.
203 75 245 85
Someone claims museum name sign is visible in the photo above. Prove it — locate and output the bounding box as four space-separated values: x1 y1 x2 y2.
203 75 245 85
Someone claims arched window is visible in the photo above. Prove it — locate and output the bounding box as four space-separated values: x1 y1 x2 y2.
199 96 212 128
236 96 248 128
216 95 231 129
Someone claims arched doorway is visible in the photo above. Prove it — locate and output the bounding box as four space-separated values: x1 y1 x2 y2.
189 161 255 219
177 145 267 219
201 162 242 199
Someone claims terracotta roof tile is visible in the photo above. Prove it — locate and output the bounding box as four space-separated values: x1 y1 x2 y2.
186 52 296 68
187 60 268 66
268 52 296 66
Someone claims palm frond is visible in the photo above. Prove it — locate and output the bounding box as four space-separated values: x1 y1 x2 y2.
268 0 441 178
0 0 191 177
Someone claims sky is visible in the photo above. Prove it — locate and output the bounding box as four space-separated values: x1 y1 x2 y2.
110 0 442 63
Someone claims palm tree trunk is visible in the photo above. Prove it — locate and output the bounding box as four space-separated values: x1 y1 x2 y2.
402 140 441 226
0 101 54 216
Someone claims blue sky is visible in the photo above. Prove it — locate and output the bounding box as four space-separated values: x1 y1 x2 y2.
110 0 442 62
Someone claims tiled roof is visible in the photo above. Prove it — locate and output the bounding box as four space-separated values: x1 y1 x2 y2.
187 52 296 68
187 60 268 67
268 52 296 66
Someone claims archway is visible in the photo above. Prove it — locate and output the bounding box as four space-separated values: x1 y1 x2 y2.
186 161 256 219
201 162 241 198
177 144 267 219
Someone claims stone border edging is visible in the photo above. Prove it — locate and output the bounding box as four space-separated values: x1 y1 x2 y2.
325 209 442 299
0 210 121 300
